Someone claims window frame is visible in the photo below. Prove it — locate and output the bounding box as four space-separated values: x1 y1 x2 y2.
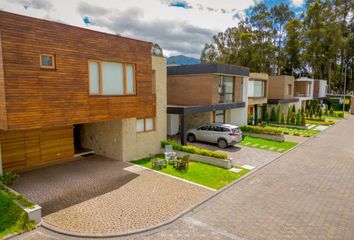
39 54 56 69
88 60 136 96
218 75 235 103
136 117 155 133
248 80 265 98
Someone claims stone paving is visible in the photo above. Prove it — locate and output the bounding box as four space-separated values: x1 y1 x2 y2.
191 142 280 169
12 156 212 235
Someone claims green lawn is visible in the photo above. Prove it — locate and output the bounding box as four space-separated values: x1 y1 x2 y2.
0 189 35 239
266 125 319 137
131 156 249 190
240 136 298 153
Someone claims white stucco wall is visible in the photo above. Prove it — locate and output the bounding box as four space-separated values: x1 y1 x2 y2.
319 80 327 98
230 76 249 126
167 114 179 136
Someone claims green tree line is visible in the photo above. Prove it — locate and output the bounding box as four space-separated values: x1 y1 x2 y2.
200 0 354 92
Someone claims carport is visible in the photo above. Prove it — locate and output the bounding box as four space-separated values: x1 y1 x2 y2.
168 102 245 145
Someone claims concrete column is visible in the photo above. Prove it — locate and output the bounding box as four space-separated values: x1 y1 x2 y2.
181 114 189 145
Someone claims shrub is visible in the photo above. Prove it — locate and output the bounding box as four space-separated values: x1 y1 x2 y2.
0 172 19 186
280 113 285 124
324 104 328 115
270 107 276 122
317 107 323 118
296 110 301 126
329 107 334 115
292 104 296 113
309 106 313 118
161 140 228 159
301 114 306 126
240 125 283 136
306 120 334 126
286 106 292 124
276 105 281 123
290 112 296 125
263 104 269 123
337 112 344 118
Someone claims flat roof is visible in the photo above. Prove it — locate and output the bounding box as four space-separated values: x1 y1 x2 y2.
167 102 245 114
167 63 249 76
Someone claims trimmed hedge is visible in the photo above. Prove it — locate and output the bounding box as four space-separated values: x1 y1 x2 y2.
240 125 283 136
161 140 228 159
306 120 334 126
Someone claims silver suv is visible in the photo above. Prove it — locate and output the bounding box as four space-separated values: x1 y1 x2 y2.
187 123 242 149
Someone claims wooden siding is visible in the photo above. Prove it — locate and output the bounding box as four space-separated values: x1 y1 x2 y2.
0 126 74 172
0 11 155 130
0 32 7 129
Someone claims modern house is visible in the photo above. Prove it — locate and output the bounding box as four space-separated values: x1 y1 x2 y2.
248 73 268 124
166 64 249 145
294 77 314 109
0 11 166 173
313 79 327 100
268 75 299 114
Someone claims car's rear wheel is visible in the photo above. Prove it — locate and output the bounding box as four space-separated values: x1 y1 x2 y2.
218 139 228 149
187 133 196 142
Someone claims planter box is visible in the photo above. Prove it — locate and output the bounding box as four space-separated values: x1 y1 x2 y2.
243 132 284 142
3 185 42 224
162 149 232 169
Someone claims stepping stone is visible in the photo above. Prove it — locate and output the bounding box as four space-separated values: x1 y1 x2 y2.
242 165 255 170
229 168 242 173
252 143 259 147
269 147 275 151
261 145 267 149
278 148 285 152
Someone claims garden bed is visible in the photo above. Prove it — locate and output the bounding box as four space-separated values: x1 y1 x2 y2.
0 185 38 239
240 136 297 153
131 156 249 190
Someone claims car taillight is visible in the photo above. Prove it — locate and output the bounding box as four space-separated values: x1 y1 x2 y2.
229 133 239 136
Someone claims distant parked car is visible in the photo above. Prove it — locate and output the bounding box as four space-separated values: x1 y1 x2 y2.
187 123 242 149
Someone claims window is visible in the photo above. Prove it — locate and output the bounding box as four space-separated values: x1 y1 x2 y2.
287 84 292 95
219 76 234 103
248 80 265 97
136 118 155 132
88 60 136 96
214 110 225 123
40 54 55 69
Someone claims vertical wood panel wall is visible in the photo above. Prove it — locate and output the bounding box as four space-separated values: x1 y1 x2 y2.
0 32 7 129
0 11 156 131
0 127 74 172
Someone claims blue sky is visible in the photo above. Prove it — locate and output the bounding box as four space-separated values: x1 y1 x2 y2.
1 0 306 57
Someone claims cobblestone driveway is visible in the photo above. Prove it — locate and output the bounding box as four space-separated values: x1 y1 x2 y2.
11 156 212 235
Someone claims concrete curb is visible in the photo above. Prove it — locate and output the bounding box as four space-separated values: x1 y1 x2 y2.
41 121 339 239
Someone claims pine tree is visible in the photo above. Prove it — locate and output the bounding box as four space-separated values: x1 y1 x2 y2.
281 112 285 124
270 107 276 122
317 107 322 119
324 104 328 116
296 110 302 125
290 112 296 124
301 113 306 126
286 106 292 124
276 105 281 123
292 104 296 113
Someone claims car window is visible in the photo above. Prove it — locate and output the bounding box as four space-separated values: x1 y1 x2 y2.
223 127 230 132
212 126 223 132
198 125 209 131
232 127 241 133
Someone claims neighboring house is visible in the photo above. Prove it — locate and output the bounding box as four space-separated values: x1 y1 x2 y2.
313 79 327 100
268 75 299 114
248 73 268 124
167 64 249 145
294 77 314 109
0 11 166 173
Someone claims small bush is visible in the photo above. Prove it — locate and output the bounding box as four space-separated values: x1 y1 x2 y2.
290 112 296 125
0 172 19 186
329 107 334 115
301 114 306 126
280 113 285 124
270 107 276 122
161 140 227 159
337 112 344 118
296 110 301 126
306 120 334 126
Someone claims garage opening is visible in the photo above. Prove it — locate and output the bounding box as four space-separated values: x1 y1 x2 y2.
73 124 93 156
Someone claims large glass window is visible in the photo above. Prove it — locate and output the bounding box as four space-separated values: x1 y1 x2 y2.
89 61 100 94
248 80 265 97
219 76 234 103
102 62 124 95
88 61 136 96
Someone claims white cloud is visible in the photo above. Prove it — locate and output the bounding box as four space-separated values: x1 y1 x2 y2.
291 0 304 8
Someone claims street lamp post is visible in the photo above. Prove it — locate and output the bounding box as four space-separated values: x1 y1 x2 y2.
343 57 354 114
